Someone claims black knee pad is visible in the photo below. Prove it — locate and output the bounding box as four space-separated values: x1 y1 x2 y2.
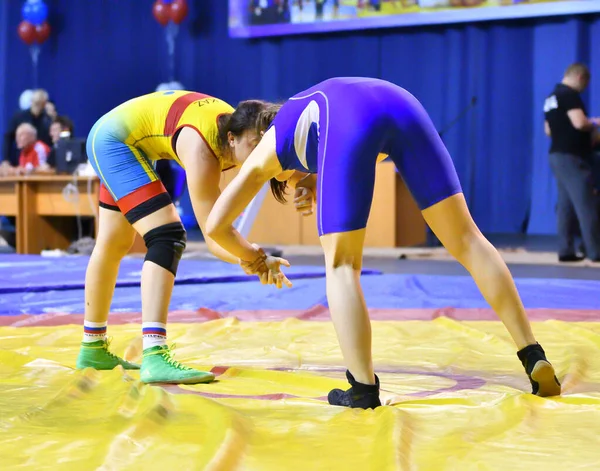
143 222 187 276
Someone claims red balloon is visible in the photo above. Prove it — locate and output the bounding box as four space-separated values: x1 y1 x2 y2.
152 0 170 26
18 21 36 46
35 22 51 44
170 0 188 25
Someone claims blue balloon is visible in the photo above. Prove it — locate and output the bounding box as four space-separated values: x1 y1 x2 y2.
163 0 174 3
22 0 48 26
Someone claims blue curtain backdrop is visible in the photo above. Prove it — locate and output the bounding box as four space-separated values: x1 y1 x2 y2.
0 0 598 235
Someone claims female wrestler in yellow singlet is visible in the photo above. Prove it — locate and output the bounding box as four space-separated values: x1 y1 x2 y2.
76 90 286 384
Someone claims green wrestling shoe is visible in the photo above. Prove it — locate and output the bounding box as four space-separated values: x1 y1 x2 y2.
76 339 141 370
140 345 215 385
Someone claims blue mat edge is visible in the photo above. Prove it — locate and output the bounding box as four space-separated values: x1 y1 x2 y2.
0 269 382 294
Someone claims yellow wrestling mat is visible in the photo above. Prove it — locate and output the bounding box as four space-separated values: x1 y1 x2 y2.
2 318 600 470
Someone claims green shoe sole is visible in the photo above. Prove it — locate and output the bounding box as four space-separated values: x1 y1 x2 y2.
141 372 215 385
76 361 141 371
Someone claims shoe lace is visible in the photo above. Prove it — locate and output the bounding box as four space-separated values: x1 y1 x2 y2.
144 344 192 371
103 338 122 360
83 337 121 361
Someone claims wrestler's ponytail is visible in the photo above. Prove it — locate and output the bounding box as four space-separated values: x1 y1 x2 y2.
270 178 288 204
255 104 281 135
216 114 232 150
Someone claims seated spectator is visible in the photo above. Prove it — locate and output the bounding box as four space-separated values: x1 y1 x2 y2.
49 115 74 144
48 115 75 167
15 123 51 172
2 89 52 165
0 92 54 249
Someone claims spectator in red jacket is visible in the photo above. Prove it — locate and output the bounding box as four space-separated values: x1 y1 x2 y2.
2 89 52 165
15 122 51 171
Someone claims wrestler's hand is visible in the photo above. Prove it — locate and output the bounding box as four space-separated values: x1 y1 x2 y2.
240 244 293 288
239 244 265 277
263 255 293 289
294 186 315 216
243 255 292 289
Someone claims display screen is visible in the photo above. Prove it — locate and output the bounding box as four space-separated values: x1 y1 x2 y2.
229 0 600 38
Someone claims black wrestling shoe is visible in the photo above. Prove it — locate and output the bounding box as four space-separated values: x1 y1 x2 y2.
558 254 584 262
517 344 561 397
328 370 382 409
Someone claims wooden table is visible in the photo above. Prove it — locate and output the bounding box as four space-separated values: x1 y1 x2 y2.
0 162 427 254
0 175 100 254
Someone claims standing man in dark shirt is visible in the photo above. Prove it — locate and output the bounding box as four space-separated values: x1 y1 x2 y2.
2 89 52 166
544 63 600 262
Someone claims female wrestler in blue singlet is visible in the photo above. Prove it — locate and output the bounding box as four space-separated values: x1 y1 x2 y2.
206 77 561 408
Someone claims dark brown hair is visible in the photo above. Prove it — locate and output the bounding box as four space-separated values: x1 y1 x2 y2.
217 100 288 203
53 115 74 134
217 100 281 149
270 178 288 204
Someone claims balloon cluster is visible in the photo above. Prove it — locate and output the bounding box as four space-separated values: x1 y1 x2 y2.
17 0 51 46
152 0 189 26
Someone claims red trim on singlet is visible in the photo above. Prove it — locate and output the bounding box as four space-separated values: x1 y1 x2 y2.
99 184 117 207
117 180 168 214
163 92 211 136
